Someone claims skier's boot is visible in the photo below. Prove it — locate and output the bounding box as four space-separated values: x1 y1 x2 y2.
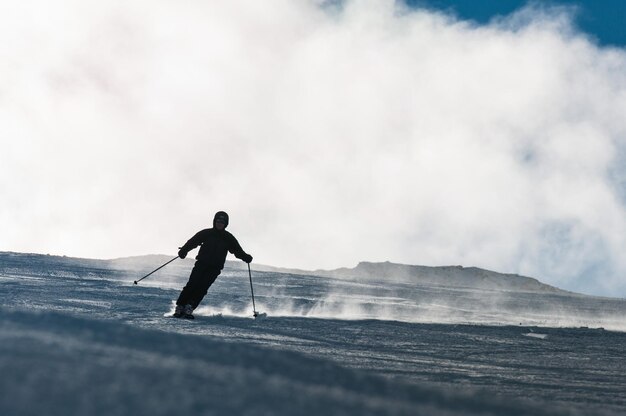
183 304 195 320
173 304 184 318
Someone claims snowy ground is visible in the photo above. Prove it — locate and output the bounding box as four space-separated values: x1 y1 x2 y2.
1 252 626 415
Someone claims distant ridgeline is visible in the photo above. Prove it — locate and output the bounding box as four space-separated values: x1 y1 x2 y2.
1 251 564 294
229 260 566 294
0 252 192 282
316 262 564 293
0 251 124 280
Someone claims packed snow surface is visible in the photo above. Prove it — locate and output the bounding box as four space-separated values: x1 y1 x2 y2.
1 252 626 415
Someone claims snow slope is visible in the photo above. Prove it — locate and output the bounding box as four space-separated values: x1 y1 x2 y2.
1 309 448 416
1 252 626 415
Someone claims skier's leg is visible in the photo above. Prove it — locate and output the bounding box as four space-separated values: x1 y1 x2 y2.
188 269 221 309
176 261 210 306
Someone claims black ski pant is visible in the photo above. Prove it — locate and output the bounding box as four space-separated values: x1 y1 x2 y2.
176 261 221 309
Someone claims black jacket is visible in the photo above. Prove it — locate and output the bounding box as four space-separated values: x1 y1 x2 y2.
180 228 249 270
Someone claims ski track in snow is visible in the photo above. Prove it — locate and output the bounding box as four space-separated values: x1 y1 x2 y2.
1 255 626 415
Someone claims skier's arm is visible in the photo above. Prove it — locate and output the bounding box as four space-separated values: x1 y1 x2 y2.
228 234 253 263
178 230 206 259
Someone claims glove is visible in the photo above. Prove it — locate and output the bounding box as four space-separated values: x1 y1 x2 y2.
243 254 253 264
178 248 188 259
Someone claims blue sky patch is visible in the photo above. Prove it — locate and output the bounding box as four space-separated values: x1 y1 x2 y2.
405 0 626 47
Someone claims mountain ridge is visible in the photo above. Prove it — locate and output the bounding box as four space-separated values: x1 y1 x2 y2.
237 259 565 294
1 251 566 295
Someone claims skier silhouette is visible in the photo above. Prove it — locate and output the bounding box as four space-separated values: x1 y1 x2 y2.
174 211 252 319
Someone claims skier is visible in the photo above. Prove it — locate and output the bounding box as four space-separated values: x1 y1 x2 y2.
174 211 252 319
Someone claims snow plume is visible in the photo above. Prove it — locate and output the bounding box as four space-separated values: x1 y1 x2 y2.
196 274 626 332
1 0 626 296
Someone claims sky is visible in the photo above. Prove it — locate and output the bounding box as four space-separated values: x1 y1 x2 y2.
408 0 626 47
1 0 625 297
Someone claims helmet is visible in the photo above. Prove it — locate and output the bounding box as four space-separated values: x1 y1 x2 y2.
213 211 229 228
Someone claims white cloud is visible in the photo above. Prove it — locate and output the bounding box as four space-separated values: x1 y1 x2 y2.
1 0 625 295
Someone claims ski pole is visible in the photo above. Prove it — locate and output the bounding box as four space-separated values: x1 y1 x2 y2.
247 263 259 317
133 256 179 285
